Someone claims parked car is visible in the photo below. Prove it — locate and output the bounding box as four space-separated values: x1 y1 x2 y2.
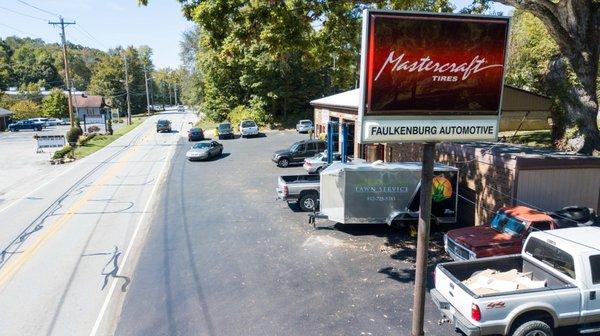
29 118 49 127
177 105 185 112
272 139 326 167
239 119 259 138
216 122 234 139
444 205 598 261
8 120 45 132
296 119 314 133
156 119 172 133
303 151 341 174
432 227 600 336
46 118 63 126
187 127 205 141
276 174 320 212
185 140 223 161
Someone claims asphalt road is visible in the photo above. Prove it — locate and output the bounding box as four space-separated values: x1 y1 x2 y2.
115 130 456 336
0 109 196 336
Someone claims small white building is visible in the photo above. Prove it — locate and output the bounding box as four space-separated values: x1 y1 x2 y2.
72 94 111 120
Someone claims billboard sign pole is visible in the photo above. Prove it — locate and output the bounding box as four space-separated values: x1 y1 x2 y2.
356 10 510 336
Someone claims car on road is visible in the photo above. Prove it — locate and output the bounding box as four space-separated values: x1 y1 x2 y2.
216 122 234 139
303 151 341 174
8 119 45 132
272 139 326 167
178 105 185 112
296 119 314 133
186 140 223 161
239 119 259 138
444 205 599 261
432 227 600 336
156 119 172 133
187 127 205 141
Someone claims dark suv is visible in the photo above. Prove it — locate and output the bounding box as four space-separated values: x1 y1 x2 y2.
156 119 172 133
272 139 326 167
217 122 234 139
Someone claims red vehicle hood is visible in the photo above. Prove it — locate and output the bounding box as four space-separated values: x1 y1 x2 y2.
447 226 520 249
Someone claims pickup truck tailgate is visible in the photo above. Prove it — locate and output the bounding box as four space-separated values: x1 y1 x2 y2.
434 265 476 324
276 176 287 200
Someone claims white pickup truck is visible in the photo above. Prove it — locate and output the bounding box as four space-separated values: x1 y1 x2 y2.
432 227 600 336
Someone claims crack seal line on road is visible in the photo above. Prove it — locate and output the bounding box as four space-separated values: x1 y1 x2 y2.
0 125 155 289
89 117 183 336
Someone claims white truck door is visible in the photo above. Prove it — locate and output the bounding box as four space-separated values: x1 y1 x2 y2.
582 254 600 323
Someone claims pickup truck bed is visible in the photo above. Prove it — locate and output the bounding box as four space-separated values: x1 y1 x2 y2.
439 255 572 298
276 174 320 212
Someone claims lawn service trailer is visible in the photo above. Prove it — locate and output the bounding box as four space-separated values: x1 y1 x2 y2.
309 162 458 227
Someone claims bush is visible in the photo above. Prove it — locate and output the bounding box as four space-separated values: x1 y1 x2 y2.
228 104 269 128
67 126 83 145
76 133 96 146
52 144 73 159
87 125 101 133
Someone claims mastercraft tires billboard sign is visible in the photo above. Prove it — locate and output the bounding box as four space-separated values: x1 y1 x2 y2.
358 10 510 143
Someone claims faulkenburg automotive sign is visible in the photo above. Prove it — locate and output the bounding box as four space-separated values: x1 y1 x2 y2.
358 10 510 142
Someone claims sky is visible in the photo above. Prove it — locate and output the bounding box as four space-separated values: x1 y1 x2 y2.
0 0 513 70
0 0 195 69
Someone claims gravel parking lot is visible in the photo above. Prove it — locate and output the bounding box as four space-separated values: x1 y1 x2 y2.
116 130 456 336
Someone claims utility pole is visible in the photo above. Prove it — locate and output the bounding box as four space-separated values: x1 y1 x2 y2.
411 142 436 336
168 83 172 105
144 67 151 116
174 84 178 105
123 54 132 125
49 16 76 127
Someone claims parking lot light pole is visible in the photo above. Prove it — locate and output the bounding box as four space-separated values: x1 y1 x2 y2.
411 142 436 336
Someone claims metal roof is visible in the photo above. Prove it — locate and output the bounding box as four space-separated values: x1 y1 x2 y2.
0 107 13 117
310 85 551 112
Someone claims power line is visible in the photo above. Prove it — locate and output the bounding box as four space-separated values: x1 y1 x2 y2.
0 5 47 21
75 25 107 49
16 0 59 17
0 22 30 35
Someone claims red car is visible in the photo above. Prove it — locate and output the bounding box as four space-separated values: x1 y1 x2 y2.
444 206 560 261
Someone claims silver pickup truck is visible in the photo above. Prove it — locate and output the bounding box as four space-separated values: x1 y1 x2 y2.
432 227 600 336
276 174 320 212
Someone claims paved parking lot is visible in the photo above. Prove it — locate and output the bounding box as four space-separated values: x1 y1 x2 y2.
0 125 70 208
116 130 456 336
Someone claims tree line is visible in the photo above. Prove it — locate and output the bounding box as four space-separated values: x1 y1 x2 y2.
0 36 180 120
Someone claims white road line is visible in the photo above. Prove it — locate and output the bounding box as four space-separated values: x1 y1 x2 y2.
89 133 176 336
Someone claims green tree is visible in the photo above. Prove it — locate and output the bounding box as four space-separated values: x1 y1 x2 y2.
486 0 600 154
10 100 40 120
42 89 69 118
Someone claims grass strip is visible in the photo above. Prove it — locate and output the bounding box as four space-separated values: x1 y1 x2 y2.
74 116 146 158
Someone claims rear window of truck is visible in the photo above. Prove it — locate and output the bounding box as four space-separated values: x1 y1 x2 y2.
591 255 600 284
525 237 576 279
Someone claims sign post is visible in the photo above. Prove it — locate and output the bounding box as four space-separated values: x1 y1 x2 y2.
356 10 509 335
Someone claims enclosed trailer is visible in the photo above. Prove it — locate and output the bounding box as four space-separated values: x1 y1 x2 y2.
311 161 458 226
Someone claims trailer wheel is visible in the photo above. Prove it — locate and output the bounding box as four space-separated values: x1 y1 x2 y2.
299 193 317 212
511 320 553 336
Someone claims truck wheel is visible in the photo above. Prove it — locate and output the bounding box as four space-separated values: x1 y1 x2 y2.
299 193 317 212
511 320 553 336
278 158 290 168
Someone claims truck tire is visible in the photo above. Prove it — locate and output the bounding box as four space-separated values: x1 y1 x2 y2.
298 193 318 212
277 158 290 168
511 320 553 336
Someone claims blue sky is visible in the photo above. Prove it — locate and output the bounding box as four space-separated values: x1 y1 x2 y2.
0 0 513 70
